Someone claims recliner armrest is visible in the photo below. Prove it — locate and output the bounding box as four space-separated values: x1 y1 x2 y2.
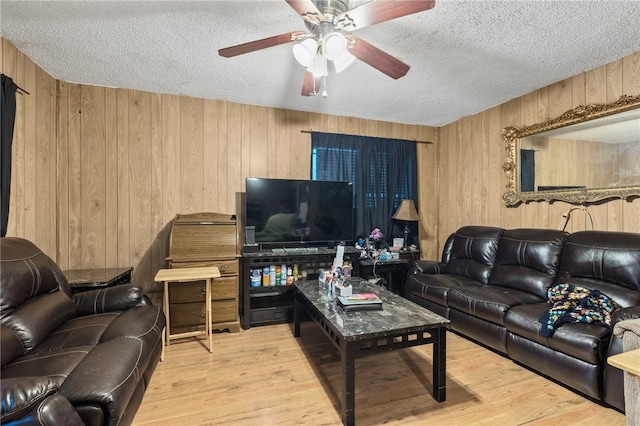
72 283 143 316
1 377 83 426
612 306 640 325
410 260 447 275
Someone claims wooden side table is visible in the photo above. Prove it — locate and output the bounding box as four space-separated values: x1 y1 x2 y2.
154 266 221 360
608 348 640 375
608 348 640 423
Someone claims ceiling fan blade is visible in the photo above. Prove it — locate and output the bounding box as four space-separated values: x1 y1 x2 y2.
285 0 324 24
219 31 306 58
337 0 435 31
349 37 410 79
301 70 321 96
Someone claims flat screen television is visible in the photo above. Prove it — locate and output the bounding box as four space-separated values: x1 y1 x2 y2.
245 177 354 246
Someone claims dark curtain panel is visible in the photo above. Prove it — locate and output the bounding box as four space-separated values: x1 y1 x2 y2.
311 132 418 243
1 74 18 237
520 149 536 193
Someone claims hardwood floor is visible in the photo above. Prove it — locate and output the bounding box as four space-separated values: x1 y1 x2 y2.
133 323 625 425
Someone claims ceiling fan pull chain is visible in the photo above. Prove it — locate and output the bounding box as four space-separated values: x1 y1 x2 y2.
322 75 328 99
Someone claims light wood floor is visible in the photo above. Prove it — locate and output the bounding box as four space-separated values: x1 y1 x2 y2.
133 322 625 426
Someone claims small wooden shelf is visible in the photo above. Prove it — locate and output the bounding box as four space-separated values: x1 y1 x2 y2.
155 266 221 361
608 348 640 376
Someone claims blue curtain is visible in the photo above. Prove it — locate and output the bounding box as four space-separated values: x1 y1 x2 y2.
311 132 418 244
1 74 18 237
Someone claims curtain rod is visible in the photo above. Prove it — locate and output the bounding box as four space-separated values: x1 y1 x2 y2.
1 73 30 95
300 129 433 144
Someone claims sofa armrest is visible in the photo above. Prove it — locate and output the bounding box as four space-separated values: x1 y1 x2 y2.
410 260 447 275
1 377 83 426
612 306 640 325
72 283 143 316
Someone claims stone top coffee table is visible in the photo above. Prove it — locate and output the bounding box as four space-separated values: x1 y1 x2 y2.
292 278 450 426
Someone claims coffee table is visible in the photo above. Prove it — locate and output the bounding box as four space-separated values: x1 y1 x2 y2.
293 278 450 426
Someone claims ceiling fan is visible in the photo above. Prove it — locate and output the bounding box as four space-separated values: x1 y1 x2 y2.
218 0 436 97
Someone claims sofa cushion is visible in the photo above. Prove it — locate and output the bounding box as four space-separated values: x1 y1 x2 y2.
1 345 93 387
33 313 121 353
60 337 156 424
504 302 610 364
406 272 485 307
489 228 568 299
447 285 542 325
0 376 57 422
0 238 71 309
1 324 23 368
0 238 76 354
2 292 77 354
558 230 640 298
445 226 505 285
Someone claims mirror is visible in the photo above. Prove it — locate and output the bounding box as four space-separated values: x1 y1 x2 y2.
502 94 640 206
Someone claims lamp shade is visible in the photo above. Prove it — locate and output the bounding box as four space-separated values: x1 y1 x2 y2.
323 32 347 60
333 50 355 73
392 200 420 222
293 38 318 67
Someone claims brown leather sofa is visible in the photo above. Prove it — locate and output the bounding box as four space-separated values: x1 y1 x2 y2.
1 237 165 425
405 226 640 412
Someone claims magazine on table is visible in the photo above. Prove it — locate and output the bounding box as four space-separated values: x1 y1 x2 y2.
337 293 383 311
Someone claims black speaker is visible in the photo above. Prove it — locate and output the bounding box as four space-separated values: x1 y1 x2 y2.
245 226 256 245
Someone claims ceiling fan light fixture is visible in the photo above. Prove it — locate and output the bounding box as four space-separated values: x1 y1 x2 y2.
333 50 355 73
293 38 318 67
322 32 347 61
307 53 328 77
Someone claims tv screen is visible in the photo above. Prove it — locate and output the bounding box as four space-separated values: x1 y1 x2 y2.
245 178 354 245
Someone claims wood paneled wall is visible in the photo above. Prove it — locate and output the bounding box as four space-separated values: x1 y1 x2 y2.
521 136 621 189
1 38 57 257
3 36 638 293
1 38 437 292
436 51 640 250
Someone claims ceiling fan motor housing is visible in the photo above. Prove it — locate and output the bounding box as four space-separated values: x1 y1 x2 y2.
304 0 350 29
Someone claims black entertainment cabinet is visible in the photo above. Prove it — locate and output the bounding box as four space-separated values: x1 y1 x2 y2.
241 246 360 329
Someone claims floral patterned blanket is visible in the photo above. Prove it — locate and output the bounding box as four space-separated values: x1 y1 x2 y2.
539 283 620 338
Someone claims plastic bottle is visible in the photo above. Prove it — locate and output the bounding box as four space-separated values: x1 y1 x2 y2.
293 264 299 282
286 267 294 285
262 266 270 286
281 264 287 285
270 265 276 287
250 268 261 287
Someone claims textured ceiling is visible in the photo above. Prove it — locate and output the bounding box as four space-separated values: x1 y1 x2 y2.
1 0 639 126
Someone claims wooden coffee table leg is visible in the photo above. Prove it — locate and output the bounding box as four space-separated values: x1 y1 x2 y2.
342 342 356 426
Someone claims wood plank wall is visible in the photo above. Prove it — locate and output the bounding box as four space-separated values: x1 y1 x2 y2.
521 137 622 189
436 51 640 250
1 38 437 292
1 38 57 256
2 37 638 293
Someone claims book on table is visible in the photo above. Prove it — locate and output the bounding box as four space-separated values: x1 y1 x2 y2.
337 293 383 311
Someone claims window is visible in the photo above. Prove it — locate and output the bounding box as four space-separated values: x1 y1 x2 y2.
311 132 417 240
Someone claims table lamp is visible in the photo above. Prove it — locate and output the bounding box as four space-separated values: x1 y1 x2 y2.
392 199 420 250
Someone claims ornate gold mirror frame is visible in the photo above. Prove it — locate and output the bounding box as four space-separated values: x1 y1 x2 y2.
502 94 640 207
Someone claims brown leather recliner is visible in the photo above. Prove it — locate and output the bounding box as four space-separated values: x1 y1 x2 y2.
1 237 165 425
